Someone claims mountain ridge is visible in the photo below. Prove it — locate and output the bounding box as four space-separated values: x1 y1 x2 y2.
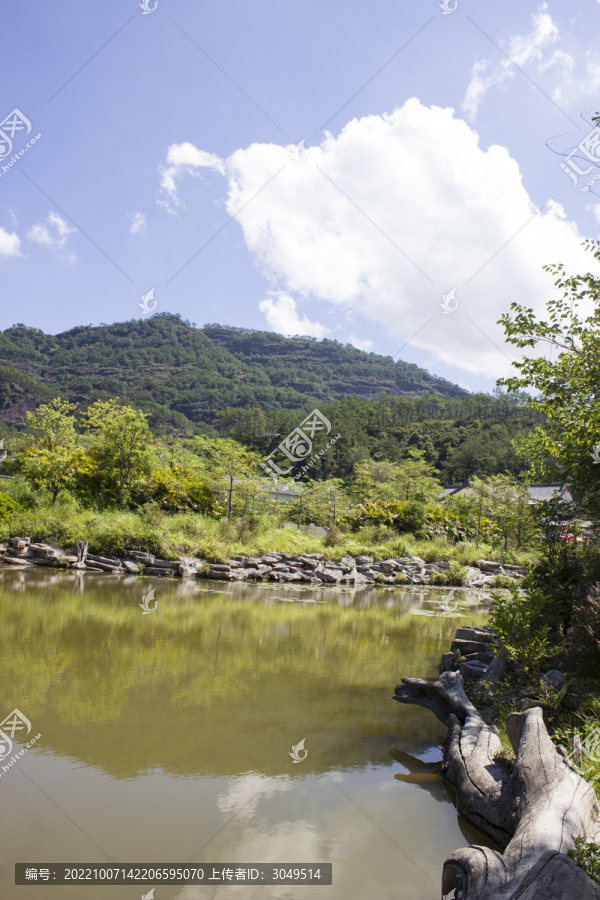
0 313 467 432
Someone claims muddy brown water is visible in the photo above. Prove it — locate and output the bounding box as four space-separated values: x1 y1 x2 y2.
0 569 491 899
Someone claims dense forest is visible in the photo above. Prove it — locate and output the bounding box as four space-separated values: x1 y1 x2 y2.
0 313 542 483
0 313 465 431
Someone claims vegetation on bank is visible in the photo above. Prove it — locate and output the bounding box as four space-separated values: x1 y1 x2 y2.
0 497 539 568
0 392 542 567
438 238 600 881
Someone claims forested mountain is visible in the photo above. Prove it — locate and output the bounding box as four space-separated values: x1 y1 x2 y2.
0 313 465 431
0 313 543 482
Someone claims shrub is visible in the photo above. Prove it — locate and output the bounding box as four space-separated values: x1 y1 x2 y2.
324 525 341 547
566 585 600 674
236 519 254 544
488 584 549 676
489 574 517 589
523 544 600 636
430 561 467 586
568 837 600 884
491 747 516 772
0 494 20 516
399 500 427 536
340 499 426 536
394 572 411 585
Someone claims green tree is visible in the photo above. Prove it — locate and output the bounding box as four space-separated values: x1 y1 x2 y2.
194 436 261 518
350 452 439 504
471 475 535 551
350 460 402 503
18 398 84 505
393 451 440 502
498 238 600 518
82 400 153 506
289 477 347 528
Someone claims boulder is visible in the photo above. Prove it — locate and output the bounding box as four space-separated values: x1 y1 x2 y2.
455 626 495 644
440 651 458 673
459 659 491 682
317 568 343 583
151 557 178 569
452 638 495 656
125 550 154 565
177 557 199 577
541 669 567 690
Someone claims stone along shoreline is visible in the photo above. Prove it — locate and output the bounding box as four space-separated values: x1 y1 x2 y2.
0 537 525 586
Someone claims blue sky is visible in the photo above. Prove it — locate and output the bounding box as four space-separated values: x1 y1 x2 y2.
2 0 600 392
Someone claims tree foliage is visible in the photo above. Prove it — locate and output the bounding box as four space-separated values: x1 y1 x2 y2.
18 398 84 505
498 238 600 517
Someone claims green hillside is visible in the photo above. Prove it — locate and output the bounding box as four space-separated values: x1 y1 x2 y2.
0 313 465 432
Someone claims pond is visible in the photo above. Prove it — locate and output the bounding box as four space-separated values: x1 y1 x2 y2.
0 569 490 899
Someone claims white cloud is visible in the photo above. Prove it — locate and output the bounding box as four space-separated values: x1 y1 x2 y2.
463 5 600 118
553 49 600 107
259 291 328 339
347 334 374 352
463 5 561 119
216 774 292 820
0 226 21 258
158 141 226 210
129 211 146 234
159 99 599 379
27 212 76 252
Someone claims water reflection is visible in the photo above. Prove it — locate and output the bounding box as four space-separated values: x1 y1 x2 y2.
0 569 491 899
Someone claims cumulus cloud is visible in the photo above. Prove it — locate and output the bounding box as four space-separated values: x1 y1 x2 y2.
0 226 21 257
463 4 600 118
159 98 599 379
129 211 146 234
259 291 328 339
27 211 76 250
159 141 226 210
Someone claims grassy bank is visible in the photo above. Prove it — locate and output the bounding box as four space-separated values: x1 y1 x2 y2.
0 496 537 566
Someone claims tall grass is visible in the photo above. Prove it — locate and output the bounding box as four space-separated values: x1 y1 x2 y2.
0 484 536 565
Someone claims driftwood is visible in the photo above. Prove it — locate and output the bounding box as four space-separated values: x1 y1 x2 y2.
394 666 600 899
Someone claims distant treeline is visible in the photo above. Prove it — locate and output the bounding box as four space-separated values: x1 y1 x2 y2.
217 394 541 484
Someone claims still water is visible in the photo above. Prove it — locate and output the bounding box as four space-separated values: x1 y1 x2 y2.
0 570 490 899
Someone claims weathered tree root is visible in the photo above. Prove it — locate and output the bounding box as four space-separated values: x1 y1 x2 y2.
394 670 600 899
